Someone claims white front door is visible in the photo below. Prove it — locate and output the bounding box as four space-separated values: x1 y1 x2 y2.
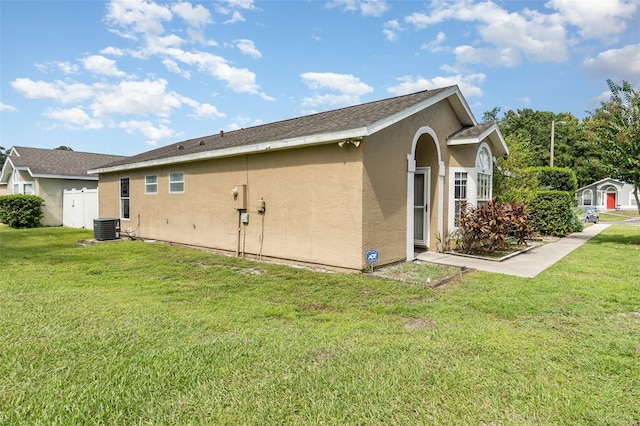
413 167 430 247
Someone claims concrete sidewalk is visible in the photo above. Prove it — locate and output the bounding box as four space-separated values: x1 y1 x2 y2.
415 224 610 278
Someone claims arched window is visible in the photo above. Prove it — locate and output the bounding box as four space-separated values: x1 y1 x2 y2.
476 145 492 207
582 189 593 206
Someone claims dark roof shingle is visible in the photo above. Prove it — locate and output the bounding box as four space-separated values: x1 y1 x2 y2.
9 147 126 177
100 87 455 169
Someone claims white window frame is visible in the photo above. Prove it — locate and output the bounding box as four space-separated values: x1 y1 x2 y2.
12 181 35 195
475 144 492 207
145 175 158 194
11 170 35 195
169 172 184 194
449 167 476 230
582 189 593 206
120 177 130 220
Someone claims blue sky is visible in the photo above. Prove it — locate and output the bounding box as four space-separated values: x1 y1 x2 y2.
1 0 639 156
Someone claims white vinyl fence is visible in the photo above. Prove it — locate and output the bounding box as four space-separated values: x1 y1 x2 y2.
63 188 98 229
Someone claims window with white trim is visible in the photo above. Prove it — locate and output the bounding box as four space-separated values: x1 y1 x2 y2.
169 172 184 193
11 170 35 195
120 178 130 219
454 172 468 227
582 189 593 206
145 175 158 194
476 146 492 207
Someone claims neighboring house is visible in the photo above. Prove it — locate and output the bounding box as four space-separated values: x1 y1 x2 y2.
90 86 508 270
0 147 125 226
577 178 638 210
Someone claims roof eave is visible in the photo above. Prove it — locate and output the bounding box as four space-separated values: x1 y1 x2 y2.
31 173 97 180
447 124 509 157
89 127 369 174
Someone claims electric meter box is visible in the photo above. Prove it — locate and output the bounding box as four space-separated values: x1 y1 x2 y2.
234 184 247 210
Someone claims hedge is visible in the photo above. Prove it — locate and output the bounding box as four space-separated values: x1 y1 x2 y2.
0 194 44 228
521 167 578 192
528 190 582 237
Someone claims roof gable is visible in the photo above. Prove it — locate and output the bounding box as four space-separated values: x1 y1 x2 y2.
448 122 509 157
1 147 126 182
91 86 485 174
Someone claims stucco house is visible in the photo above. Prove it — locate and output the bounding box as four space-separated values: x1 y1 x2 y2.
577 178 638 210
90 86 507 270
0 147 125 226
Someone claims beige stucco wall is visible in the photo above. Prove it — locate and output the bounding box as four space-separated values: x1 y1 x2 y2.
37 178 98 226
362 99 472 260
3 167 97 226
98 143 365 270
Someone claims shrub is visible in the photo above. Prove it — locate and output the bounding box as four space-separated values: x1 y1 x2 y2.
0 194 44 228
528 191 583 237
457 198 534 253
522 167 578 192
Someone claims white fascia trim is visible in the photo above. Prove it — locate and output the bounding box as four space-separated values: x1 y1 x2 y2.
0 158 16 183
447 125 495 146
447 124 509 157
579 178 625 191
31 173 98 180
367 86 475 135
89 127 369 174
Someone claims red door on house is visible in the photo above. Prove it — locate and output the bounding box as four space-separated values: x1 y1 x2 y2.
607 192 616 209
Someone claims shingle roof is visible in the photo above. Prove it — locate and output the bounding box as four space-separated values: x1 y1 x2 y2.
449 122 494 139
8 147 126 178
98 86 457 170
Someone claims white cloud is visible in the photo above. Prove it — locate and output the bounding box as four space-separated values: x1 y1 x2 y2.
55 61 79 74
383 20 402 42
236 39 262 58
224 10 245 24
83 55 126 77
547 0 637 40
454 45 523 68
193 103 226 119
105 0 172 37
216 0 255 24
34 61 79 74
11 78 94 104
91 78 182 119
360 0 390 17
119 119 176 145
171 2 211 27
583 44 640 85
43 107 103 129
405 0 569 66
326 0 390 17
100 46 125 56
387 73 486 98
0 103 17 112
164 48 271 98
300 72 374 109
162 58 191 79
421 31 446 52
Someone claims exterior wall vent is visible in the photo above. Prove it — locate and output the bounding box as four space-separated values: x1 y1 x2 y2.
93 218 121 241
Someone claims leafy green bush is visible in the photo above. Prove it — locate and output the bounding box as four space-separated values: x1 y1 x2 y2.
522 167 578 192
457 199 534 253
528 191 583 237
0 194 44 228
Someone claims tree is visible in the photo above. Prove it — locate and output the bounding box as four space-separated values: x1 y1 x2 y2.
54 145 73 151
586 80 640 213
0 146 6 165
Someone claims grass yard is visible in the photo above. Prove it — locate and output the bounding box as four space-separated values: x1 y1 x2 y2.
1 225 639 424
598 209 640 222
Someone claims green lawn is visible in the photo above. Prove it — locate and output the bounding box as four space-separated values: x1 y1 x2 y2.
598 209 640 222
1 225 639 424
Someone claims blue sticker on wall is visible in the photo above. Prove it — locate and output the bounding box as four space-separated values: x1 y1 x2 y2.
366 249 379 264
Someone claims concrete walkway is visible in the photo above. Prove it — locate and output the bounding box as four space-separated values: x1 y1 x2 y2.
415 223 610 278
